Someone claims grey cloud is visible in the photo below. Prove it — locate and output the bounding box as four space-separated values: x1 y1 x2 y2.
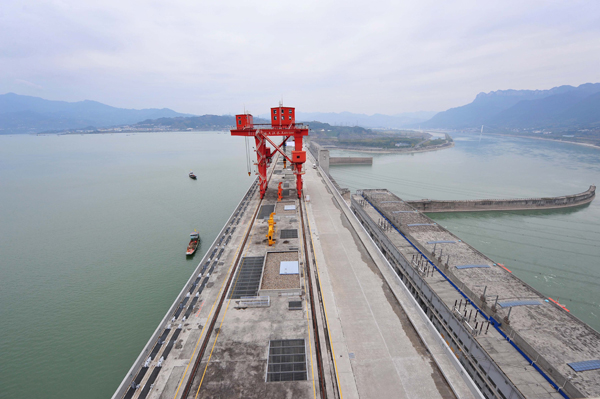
1 0 599 115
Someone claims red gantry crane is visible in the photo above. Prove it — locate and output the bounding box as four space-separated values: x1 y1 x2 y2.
231 104 308 199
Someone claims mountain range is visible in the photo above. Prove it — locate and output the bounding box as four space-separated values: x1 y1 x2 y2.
2 83 599 135
423 83 600 130
0 93 191 134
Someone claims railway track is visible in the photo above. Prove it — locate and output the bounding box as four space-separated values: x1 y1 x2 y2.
178 155 333 399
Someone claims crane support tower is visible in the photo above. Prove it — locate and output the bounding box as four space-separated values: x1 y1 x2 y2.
231 104 309 199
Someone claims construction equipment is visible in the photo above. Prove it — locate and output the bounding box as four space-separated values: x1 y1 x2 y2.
266 212 276 246
277 182 283 202
231 103 308 199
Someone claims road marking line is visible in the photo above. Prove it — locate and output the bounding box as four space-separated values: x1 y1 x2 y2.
306 192 344 399
190 154 281 398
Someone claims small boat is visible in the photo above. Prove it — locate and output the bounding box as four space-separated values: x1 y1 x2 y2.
189 171 197 180
186 231 200 256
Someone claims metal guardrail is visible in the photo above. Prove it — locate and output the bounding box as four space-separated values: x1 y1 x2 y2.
358 193 580 399
237 296 271 308
352 196 518 399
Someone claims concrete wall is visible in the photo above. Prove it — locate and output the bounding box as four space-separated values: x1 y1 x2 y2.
308 141 330 174
358 190 587 399
408 185 595 213
329 157 373 165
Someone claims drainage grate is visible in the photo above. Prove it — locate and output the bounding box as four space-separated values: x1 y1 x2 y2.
283 183 290 188
288 301 302 310
258 205 276 220
282 189 290 196
267 339 307 382
280 229 298 239
229 256 265 299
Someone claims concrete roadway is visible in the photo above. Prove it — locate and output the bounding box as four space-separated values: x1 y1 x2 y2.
303 163 461 399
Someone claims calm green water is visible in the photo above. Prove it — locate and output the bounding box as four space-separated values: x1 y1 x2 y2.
0 132 253 399
329 132 600 332
1 132 599 399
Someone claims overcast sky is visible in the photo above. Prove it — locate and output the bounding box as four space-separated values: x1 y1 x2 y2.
2 0 599 115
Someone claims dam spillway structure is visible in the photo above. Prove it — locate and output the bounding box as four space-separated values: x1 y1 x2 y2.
231 103 308 199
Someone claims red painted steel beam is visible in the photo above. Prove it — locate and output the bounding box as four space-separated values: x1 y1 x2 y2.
261 133 294 164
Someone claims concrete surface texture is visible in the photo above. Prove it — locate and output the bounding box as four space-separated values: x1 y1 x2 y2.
182 160 317 399
260 251 301 290
303 163 462 399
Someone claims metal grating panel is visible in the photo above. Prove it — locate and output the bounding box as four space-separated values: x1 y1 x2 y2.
229 256 264 299
238 296 271 308
267 339 307 382
282 189 290 196
274 170 283 174
288 301 302 310
456 264 491 269
497 300 542 308
283 183 290 188
568 360 600 372
280 229 298 239
258 205 276 220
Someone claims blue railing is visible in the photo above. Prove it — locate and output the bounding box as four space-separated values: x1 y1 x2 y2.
361 194 569 399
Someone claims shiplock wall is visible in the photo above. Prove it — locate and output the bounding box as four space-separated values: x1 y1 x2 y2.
408 185 595 212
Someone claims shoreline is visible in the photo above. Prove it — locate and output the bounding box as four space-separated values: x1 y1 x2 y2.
468 132 600 150
323 141 455 154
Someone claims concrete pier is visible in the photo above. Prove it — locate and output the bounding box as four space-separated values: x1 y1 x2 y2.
329 157 373 165
408 185 595 212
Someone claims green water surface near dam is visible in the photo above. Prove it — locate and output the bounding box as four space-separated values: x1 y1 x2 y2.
0 131 599 399
329 132 600 334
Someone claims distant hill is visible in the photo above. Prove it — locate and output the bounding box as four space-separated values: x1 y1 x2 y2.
307 120 373 139
0 93 192 134
423 83 600 130
134 115 270 131
293 111 436 128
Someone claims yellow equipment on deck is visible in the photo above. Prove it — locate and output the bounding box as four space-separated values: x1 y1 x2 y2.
266 212 276 246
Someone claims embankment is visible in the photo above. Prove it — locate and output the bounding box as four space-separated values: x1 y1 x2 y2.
408 185 595 212
329 157 373 165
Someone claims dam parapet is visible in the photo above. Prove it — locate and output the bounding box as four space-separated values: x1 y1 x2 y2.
352 188 600 398
408 185 595 212
329 156 373 165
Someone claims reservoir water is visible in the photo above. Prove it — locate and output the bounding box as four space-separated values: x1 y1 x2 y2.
0 133 252 399
1 131 598 399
